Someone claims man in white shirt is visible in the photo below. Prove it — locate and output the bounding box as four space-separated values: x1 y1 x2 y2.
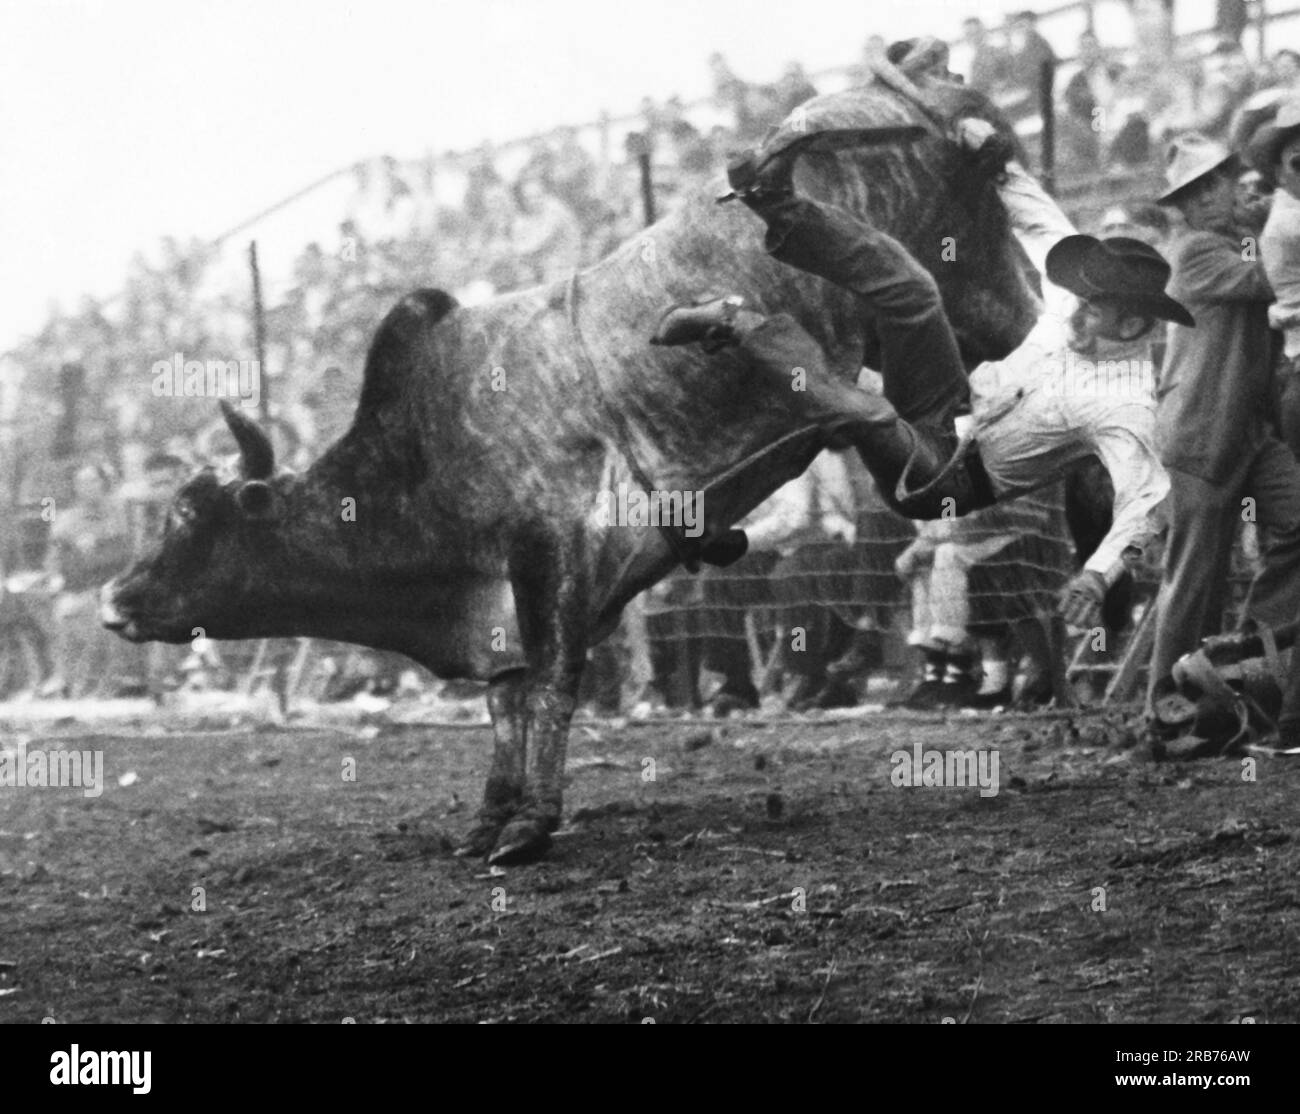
1250 97 1300 456
652 124 1188 633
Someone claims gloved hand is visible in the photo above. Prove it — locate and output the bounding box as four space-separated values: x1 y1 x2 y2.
1058 570 1108 630
957 117 997 152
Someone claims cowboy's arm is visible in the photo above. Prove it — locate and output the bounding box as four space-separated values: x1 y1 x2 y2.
1176 232 1273 303
1082 417 1170 587
996 161 1077 277
958 118 1077 320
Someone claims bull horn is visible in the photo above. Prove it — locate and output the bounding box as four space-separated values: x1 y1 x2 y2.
220 400 275 480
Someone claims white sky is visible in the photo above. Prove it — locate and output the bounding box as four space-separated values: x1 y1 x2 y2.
0 0 1220 351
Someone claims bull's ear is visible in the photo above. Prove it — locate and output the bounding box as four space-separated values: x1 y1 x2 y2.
220 400 275 480
234 479 277 520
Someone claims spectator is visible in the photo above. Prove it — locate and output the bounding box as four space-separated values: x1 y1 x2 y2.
886 37 951 79
671 117 717 183
1231 52 1300 152
763 450 863 711
692 558 774 718
1215 0 1251 46
1148 135 1300 743
893 504 1030 709
299 364 355 451
1235 167 1274 235
1064 31 1124 147
708 51 748 126
687 453 857 717
961 17 1010 95
1003 10 1057 125
817 450 912 703
1166 40 1256 140
41 462 135 698
773 61 818 118
848 35 888 86
1250 101 1300 456
120 450 192 697
1272 49 1300 91
474 181 528 292
1097 200 1172 250
462 141 503 224
551 126 598 222
511 173 583 284
518 139 559 194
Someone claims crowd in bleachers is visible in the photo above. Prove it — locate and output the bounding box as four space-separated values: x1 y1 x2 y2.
3 3 1299 718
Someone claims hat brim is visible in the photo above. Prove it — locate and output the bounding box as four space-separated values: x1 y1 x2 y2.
1246 120 1300 172
1155 151 1239 204
1120 293 1196 328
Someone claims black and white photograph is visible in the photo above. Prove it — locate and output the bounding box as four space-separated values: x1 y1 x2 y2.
1 0 1297 1051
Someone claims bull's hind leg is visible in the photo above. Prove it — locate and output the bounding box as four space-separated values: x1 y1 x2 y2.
456 668 527 857
488 527 590 865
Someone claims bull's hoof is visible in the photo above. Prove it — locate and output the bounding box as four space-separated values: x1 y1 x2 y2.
455 820 505 858
487 817 555 865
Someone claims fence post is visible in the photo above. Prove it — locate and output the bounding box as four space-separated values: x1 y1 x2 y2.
626 131 656 227
1039 57 1057 197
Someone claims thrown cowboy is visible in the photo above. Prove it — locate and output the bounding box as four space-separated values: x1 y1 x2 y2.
651 118 1190 634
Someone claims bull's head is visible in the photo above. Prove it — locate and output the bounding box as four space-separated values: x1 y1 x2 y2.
786 56 1042 368
100 402 288 644
917 79 1041 366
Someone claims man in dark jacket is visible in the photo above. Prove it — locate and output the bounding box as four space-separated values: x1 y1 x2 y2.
1003 10 1057 126
1150 134 1300 744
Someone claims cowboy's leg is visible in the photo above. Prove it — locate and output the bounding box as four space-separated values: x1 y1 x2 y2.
752 197 970 428
1240 437 1300 629
1147 467 1240 708
1237 437 1300 731
729 311 993 517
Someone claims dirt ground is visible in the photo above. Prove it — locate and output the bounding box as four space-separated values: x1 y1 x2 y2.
1 707 1297 1024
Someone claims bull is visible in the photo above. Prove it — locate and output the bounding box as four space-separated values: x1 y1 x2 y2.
101 57 1040 864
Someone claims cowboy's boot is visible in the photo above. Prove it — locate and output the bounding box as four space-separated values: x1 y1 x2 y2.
652 299 994 520
726 155 970 428
856 414 997 520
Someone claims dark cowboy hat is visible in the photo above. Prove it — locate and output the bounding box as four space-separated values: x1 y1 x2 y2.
1045 235 1196 327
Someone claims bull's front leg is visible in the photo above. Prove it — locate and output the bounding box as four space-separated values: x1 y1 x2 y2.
486 686 578 864
456 667 527 857
487 527 590 865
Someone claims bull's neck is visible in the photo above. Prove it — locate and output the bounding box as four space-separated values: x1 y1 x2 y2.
277 435 430 584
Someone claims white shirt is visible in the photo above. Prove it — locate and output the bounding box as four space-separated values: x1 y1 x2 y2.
967 163 1171 586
